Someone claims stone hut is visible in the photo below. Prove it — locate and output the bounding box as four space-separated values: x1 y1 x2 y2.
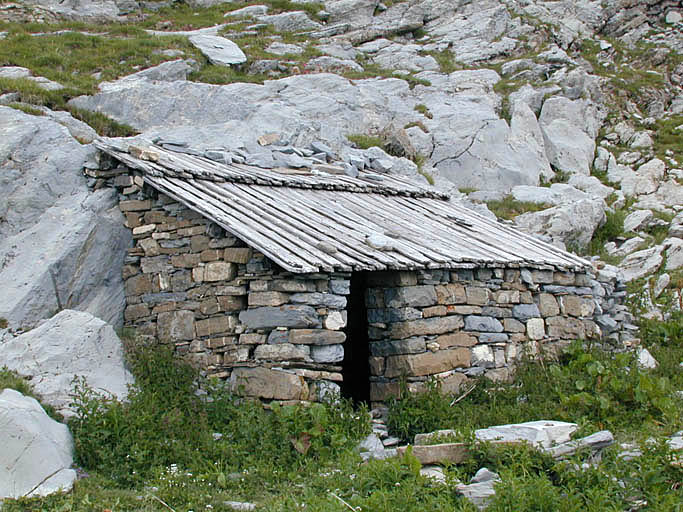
95 139 611 405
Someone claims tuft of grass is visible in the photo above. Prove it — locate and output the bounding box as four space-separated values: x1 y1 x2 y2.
346 133 384 150
486 196 551 220
425 48 459 74
413 103 433 119
404 120 429 132
583 206 628 258
0 317 8 329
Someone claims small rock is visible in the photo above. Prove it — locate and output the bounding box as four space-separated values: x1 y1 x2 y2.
188 35 247 66
665 11 682 24
653 274 670 298
359 433 384 452
637 347 658 370
224 501 256 511
623 210 653 232
420 465 446 484
471 467 499 484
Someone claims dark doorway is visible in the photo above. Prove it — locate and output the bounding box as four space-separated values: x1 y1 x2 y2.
342 272 370 403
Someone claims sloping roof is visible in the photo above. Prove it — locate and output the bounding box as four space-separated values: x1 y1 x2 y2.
96 140 591 274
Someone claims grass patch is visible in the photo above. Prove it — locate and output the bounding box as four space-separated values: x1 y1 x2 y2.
346 133 384 150
0 317 8 329
425 48 460 74
388 334 682 443
413 103 433 119
404 120 429 132
486 195 551 220
582 204 633 259
4 326 682 511
652 114 683 164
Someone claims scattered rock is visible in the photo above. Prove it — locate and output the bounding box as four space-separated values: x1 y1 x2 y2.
546 430 614 459
456 468 501 510
0 65 64 90
619 246 663 281
515 198 606 249
623 210 653 232
420 465 446 484
99 59 196 92
189 35 247 66
224 501 257 511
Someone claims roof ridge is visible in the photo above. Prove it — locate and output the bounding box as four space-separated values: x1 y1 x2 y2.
94 139 450 200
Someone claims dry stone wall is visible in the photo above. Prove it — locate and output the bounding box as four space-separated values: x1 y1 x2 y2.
364 268 602 403
110 178 351 402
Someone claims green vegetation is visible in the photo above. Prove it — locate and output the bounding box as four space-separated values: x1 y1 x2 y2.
652 115 683 167
425 49 460 74
583 205 629 261
5 319 681 511
486 196 551 220
414 103 433 118
388 339 681 443
404 120 429 132
0 317 8 329
346 133 384 150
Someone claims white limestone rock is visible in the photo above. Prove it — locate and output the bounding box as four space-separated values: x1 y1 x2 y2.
0 310 134 417
511 183 591 206
0 66 64 91
619 246 664 281
514 198 606 249
456 467 501 510
99 59 196 92
0 389 76 499
637 348 658 370
567 174 614 199
0 107 131 329
189 35 247 66
623 210 653 233
475 420 577 449
538 97 604 175
665 238 683 271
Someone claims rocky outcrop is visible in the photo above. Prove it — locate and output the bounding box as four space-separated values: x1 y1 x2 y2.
0 389 76 499
0 107 132 329
514 199 607 250
0 310 134 416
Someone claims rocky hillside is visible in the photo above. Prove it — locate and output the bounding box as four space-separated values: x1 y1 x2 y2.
0 0 681 327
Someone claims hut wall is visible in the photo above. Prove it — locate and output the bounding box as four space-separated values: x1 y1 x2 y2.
120 188 350 402
363 268 601 403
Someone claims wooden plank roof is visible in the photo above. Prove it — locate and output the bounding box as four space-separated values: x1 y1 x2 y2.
96 140 592 274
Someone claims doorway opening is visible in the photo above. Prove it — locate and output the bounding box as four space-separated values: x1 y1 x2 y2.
341 272 370 403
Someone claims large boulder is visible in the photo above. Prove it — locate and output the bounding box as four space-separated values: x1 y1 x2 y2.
0 389 76 499
0 310 134 416
0 107 131 329
539 97 604 175
514 198 606 249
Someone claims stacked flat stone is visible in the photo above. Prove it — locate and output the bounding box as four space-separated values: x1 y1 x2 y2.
364 268 602 403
